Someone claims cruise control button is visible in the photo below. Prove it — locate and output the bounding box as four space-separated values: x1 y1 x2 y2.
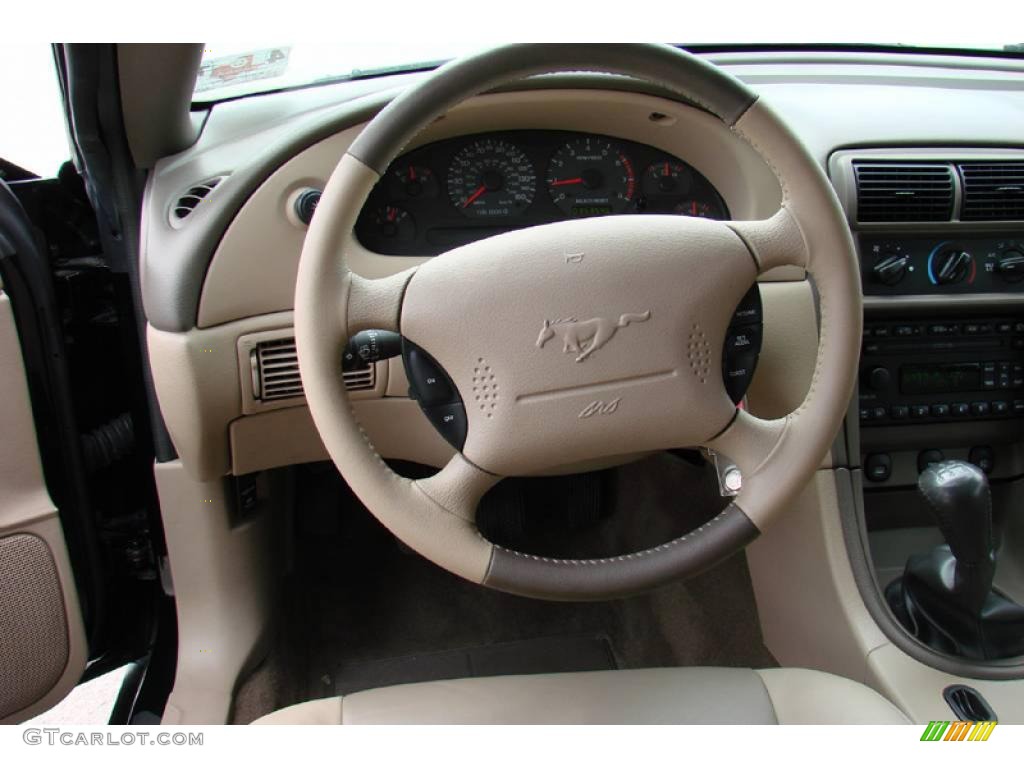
725 324 762 357
424 402 468 450
404 344 456 406
724 353 757 403
732 286 763 325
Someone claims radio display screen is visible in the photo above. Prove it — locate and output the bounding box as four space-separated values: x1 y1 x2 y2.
900 363 982 395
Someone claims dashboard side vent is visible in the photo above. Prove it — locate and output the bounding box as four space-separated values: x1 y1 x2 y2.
853 162 954 222
251 337 375 402
170 175 228 225
959 162 1024 221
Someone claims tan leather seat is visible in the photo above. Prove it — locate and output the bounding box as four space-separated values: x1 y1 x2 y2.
252 667 909 725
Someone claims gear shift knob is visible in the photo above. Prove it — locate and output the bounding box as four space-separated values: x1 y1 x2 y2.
917 460 995 611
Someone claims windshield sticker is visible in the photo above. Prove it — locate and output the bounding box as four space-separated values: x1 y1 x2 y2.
195 47 291 93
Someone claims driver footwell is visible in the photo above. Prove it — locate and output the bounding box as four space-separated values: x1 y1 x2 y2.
231 452 775 723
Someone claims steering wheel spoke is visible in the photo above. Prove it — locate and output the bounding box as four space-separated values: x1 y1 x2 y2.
729 208 809 273
415 454 503 524
346 269 414 335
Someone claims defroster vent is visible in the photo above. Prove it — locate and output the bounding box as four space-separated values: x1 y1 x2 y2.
854 162 954 222
170 175 228 225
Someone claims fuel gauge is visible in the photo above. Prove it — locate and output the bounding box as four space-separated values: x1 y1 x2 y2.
642 160 693 196
388 164 439 200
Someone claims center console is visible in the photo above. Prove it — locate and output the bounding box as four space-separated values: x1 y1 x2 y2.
828 148 1024 669
827 149 1024 488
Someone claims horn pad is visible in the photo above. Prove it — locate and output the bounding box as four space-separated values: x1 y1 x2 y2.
400 214 757 475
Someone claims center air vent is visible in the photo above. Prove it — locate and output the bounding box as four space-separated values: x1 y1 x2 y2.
853 162 954 223
959 162 1024 221
250 337 375 402
170 175 228 226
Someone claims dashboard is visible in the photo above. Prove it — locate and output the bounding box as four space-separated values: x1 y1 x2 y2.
138 52 1024 485
353 130 728 255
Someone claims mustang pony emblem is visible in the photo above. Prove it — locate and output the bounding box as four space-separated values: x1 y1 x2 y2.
536 311 652 362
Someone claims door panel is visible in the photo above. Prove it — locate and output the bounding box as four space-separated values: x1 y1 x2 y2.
0 290 86 723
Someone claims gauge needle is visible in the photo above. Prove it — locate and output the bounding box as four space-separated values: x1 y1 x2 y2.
463 185 487 208
549 177 584 187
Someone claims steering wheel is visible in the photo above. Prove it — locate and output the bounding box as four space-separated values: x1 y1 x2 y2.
294 44 862 601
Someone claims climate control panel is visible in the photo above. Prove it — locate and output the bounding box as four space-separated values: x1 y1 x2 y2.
861 234 1024 296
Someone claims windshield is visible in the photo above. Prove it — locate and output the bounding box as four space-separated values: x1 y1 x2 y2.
193 39 1020 104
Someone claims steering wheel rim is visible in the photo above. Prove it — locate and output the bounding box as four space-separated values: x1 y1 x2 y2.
294 43 862 601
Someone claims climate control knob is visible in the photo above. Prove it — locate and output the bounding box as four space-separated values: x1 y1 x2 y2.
996 249 1024 283
871 253 909 286
932 248 972 285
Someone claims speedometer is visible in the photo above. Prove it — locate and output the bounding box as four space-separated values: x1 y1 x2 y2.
447 139 536 219
546 137 636 217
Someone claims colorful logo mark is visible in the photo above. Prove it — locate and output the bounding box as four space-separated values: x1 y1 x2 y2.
921 721 996 741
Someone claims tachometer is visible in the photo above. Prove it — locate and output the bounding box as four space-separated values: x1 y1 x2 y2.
546 137 636 217
447 139 536 218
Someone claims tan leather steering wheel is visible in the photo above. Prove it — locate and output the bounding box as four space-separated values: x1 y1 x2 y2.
295 44 862 600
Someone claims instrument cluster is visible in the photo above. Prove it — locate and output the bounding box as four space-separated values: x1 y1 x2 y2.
354 130 729 255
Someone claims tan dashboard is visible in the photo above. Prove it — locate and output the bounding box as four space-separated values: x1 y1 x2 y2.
145 88 817 481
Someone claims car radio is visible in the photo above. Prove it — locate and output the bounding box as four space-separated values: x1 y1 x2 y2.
859 317 1024 425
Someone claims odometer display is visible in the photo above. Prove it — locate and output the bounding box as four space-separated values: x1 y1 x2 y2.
546 137 636 217
447 139 536 219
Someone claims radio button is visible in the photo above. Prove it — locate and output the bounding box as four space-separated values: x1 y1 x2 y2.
998 322 1013 334
874 326 891 338
929 323 959 336
952 403 971 417
971 401 991 417
895 325 919 337
930 404 950 418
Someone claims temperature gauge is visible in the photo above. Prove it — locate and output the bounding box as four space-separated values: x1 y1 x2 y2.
372 205 415 243
673 199 723 219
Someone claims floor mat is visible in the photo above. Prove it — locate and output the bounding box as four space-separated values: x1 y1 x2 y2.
330 634 617 696
232 452 777 722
